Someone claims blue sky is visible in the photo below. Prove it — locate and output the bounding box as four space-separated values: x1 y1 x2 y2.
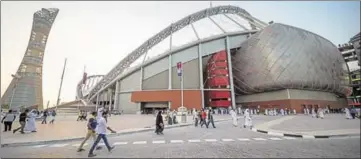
1 1 360 106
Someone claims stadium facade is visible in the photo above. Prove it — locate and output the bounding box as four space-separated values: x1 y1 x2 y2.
338 32 361 107
1 8 59 110
76 5 350 114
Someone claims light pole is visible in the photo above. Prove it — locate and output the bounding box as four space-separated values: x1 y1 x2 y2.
9 74 21 110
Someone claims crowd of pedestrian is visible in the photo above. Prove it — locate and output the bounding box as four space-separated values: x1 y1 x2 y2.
344 107 360 119
191 108 216 129
1 108 57 134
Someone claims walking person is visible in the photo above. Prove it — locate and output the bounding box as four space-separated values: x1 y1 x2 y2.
280 108 285 116
265 109 268 116
1 109 16 132
311 108 317 118
77 111 102 152
155 110 164 135
88 111 116 157
206 108 216 128
345 108 352 119
24 109 37 132
13 109 29 134
77 111 82 121
350 107 357 119
230 109 238 127
200 109 207 128
193 109 199 127
243 108 253 129
49 110 56 124
41 109 48 124
318 107 324 119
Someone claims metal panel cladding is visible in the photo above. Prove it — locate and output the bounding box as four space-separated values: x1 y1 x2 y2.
232 23 350 97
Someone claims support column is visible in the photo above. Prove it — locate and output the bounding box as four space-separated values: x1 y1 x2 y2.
225 36 236 110
139 67 144 114
114 81 120 110
140 67 144 89
168 55 173 110
198 44 205 109
96 94 100 111
168 25 173 111
108 88 112 112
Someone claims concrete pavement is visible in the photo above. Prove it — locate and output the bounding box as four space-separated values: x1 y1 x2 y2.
1 114 241 146
1 114 282 147
254 114 361 137
1 120 359 158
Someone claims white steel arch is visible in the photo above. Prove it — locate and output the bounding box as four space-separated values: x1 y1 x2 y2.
76 75 104 99
83 5 268 101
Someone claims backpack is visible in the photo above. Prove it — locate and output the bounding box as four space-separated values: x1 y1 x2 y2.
89 118 97 130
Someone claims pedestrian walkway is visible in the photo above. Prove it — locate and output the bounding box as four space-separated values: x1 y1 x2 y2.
254 114 361 136
1 114 235 145
27 136 305 149
270 114 360 132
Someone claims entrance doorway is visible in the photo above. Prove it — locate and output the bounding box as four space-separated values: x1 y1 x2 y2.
141 102 168 115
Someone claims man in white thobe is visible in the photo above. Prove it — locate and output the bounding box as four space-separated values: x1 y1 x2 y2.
243 109 253 129
311 108 317 118
273 109 276 116
293 109 296 115
345 108 352 119
230 109 237 127
238 107 241 115
306 108 310 115
24 109 37 132
280 109 285 116
318 108 324 119
265 109 268 116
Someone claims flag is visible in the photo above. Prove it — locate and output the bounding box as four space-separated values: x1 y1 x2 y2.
177 62 182 76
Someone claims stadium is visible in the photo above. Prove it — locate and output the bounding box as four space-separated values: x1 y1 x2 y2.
1 6 350 114
73 5 350 114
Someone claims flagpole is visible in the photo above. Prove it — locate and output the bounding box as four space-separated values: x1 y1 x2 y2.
83 65 86 78
181 66 184 107
56 58 67 109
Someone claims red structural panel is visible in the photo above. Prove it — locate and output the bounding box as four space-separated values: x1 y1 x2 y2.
204 49 231 108
348 102 361 106
207 62 228 70
209 69 228 75
210 100 231 107
208 77 230 86
212 61 228 68
208 91 230 99
211 50 227 61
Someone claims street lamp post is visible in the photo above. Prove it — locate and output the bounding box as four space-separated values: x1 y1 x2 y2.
9 74 21 110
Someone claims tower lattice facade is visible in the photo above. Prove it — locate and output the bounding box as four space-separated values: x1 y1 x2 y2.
1 8 59 110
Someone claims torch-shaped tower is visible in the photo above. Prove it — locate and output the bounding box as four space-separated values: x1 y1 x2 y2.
1 8 59 110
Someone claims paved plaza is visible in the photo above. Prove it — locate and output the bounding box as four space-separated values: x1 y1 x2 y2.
1 120 360 158
1 114 238 145
256 114 361 136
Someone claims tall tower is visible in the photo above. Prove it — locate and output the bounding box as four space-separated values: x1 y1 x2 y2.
1 8 59 110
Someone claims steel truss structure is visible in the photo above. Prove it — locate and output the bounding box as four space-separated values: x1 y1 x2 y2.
77 5 268 102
